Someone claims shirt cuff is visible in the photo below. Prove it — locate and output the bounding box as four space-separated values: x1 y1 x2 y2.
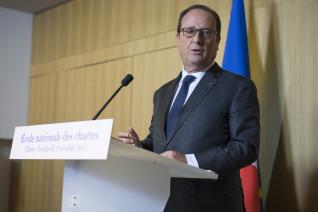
185 154 199 168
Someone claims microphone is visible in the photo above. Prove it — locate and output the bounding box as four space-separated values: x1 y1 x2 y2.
121 74 133 86
92 74 133 120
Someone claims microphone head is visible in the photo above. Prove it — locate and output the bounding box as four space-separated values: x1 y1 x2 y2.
121 74 134 86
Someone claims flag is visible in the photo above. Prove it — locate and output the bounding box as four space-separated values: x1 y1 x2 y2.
222 0 262 212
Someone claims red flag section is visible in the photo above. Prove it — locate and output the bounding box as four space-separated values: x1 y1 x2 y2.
240 163 261 212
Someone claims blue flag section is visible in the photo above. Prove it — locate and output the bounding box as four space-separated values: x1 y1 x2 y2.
222 0 250 78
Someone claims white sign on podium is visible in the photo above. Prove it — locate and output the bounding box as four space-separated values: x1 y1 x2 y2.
10 119 113 159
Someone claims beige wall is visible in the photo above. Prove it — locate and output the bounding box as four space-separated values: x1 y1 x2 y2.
10 0 318 211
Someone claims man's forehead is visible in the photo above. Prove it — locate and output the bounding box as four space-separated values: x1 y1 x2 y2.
181 8 216 27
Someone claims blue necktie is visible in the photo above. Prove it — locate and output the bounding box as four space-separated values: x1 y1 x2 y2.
166 75 196 138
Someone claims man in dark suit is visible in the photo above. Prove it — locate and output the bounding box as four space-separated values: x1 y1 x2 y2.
119 4 259 212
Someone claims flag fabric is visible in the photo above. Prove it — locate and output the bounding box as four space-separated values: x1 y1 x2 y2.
240 161 262 212
222 0 262 212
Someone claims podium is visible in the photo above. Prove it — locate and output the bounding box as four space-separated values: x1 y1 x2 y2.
61 138 218 212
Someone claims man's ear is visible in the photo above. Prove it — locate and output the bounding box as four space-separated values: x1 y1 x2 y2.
176 33 181 44
176 32 180 39
216 36 221 50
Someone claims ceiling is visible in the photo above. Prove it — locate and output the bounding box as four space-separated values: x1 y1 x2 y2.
0 0 71 13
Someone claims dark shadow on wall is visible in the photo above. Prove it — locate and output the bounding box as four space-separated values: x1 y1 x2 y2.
303 169 318 212
0 139 12 212
303 81 318 211
265 121 300 212
9 160 24 212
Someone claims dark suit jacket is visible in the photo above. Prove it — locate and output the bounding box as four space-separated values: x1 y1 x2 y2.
141 63 260 212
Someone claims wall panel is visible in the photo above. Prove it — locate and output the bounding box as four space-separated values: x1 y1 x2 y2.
28 73 56 124
55 58 132 136
30 0 230 65
132 48 182 138
30 30 177 77
10 160 64 212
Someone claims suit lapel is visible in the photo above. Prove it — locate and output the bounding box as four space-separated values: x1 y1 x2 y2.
164 63 222 147
157 73 182 142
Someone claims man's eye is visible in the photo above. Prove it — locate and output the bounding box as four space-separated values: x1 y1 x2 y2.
202 30 210 36
186 29 195 33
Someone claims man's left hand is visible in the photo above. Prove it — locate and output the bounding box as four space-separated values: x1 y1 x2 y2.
160 150 187 164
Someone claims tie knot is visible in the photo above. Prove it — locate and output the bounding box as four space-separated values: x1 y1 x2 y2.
182 75 196 85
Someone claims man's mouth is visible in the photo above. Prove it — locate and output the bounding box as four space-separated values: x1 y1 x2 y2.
191 49 203 55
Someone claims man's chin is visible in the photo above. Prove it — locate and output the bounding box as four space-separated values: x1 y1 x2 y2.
185 62 209 71
189 60 206 67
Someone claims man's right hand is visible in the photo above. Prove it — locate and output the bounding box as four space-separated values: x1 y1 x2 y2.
118 127 141 147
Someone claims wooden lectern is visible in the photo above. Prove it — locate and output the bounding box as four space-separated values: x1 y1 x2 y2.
62 138 218 212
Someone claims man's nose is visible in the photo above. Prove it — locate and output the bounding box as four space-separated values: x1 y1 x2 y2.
192 32 204 44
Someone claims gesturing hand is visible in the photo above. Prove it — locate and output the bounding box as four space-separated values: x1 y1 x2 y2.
161 150 187 163
118 127 141 147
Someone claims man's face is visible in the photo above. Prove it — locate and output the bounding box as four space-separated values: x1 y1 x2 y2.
177 9 220 72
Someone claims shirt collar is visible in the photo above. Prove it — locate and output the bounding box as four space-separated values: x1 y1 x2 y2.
181 62 215 81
